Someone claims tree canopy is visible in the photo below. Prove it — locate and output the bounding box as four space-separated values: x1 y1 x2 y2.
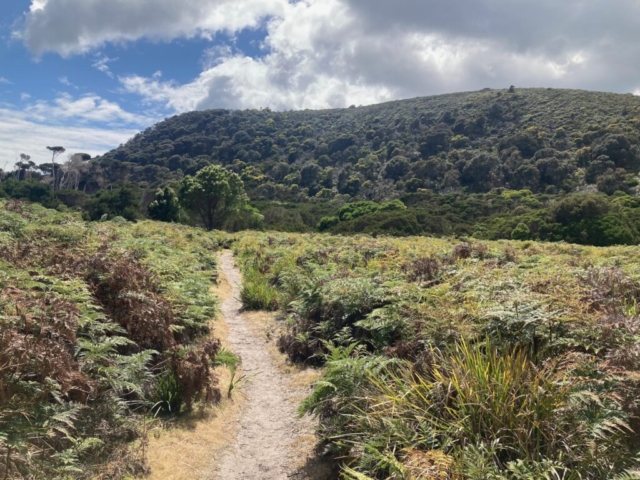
179 165 248 230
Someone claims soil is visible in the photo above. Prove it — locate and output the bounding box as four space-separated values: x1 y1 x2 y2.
215 251 333 480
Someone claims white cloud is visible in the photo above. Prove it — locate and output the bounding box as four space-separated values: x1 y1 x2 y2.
119 0 614 112
0 77 12 85
92 55 118 78
25 93 154 126
30 0 48 12
0 94 153 169
0 108 139 170
20 0 287 56
19 0 640 112
119 0 394 111
20 93 31 101
58 76 77 88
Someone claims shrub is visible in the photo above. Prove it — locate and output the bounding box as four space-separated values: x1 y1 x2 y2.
511 222 531 240
317 215 340 232
401 256 441 283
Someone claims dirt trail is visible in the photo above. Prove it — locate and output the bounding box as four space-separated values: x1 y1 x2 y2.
215 251 319 479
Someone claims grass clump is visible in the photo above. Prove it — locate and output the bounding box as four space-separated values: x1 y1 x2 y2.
240 266 280 311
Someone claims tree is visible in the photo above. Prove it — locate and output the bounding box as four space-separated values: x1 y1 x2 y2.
148 186 180 222
46 146 66 191
87 186 140 221
597 168 633 195
592 134 639 169
461 153 503 192
511 223 531 240
14 156 36 181
179 165 248 231
300 163 322 187
59 153 90 190
384 156 411 181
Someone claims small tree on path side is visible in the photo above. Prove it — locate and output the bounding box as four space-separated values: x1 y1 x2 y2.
148 186 180 222
179 165 248 231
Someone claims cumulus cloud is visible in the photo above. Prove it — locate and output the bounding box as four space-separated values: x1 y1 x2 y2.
20 0 287 56
119 0 624 112
25 93 154 126
19 0 640 111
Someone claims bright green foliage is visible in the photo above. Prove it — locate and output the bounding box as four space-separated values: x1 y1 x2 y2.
232 230 640 478
179 165 248 230
511 222 531 240
148 186 180 222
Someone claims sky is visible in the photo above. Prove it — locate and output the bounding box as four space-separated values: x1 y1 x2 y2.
2 0 640 168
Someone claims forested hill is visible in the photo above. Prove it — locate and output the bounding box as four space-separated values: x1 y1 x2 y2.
100 87 640 200
6 87 640 245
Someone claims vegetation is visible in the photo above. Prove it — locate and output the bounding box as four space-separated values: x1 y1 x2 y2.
232 231 640 478
4 88 640 244
4 86 640 477
178 165 249 230
0 200 224 478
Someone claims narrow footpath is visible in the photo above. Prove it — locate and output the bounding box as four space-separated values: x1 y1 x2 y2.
215 252 320 479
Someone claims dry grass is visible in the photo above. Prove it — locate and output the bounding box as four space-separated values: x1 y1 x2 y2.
144 269 246 480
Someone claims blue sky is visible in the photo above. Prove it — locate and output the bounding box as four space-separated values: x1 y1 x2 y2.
2 0 640 168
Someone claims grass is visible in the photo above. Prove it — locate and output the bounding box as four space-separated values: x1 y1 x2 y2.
230 231 640 478
143 267 246 480
240 266 280 311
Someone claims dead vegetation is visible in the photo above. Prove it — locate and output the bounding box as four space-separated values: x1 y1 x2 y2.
0 201 222 479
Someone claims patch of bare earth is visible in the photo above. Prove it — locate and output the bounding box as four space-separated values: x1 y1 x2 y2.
214 251 334 480
144 267 246 480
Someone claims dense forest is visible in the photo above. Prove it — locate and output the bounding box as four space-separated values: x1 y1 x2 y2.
4 88 640 245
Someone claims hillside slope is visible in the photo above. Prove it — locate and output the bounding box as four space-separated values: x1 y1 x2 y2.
100 87 640 200
6 88 640 245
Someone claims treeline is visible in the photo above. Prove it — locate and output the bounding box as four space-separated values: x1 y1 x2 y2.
97 88 640 201
3 87 640 245
3 174 640 246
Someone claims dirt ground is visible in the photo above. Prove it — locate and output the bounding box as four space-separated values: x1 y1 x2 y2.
144 251 334 480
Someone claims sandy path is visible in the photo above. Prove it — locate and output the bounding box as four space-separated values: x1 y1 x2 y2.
215 251 317 479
